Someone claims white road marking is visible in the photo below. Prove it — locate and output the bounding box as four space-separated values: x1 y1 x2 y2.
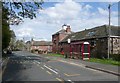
37 61 41 64
41 67 44 69
68 80 74 83
44 65 58 74
55 69 59 71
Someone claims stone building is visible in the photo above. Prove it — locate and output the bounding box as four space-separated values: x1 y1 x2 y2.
59 25 120 58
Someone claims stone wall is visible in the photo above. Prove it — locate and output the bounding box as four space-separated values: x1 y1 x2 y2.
111 37 120 54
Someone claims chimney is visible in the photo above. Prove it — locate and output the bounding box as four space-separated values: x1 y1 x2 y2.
66 25 71 32
62 24 67 30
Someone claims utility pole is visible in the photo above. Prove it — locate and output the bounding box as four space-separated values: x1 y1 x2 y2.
108 4 111 59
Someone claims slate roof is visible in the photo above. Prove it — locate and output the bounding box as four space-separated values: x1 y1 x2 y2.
33 41 52 46
61 25 120 43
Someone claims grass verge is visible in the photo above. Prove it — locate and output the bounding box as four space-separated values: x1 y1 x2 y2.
89 58 120 66
47 53 64 58
47 53 120 66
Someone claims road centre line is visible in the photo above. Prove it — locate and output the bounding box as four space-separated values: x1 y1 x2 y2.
44 65 58 74
34 61 41 65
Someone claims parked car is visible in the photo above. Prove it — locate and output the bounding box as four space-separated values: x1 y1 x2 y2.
7 50 12 54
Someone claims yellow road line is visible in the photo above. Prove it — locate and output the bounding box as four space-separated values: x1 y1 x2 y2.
64 73 80 76
56 78 63 81
49 66 52 68
46 71 52 75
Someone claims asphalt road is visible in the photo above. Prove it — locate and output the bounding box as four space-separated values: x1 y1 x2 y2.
2 51 119 82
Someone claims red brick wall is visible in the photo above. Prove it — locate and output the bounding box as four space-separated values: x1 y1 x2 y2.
31 45 52 52
52 34 59 53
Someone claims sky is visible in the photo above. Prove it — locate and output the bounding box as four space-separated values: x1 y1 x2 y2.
10 0 119 42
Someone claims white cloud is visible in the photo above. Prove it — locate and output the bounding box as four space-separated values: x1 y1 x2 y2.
10 1 118 41
98 7 108 16
40 0 82 20
16 28 33 37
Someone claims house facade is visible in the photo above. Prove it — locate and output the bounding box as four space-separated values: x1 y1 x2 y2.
56 25 120 58
52 24 73 53
30 40 52 54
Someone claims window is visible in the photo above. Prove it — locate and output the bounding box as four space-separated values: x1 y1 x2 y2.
86 31 95 37
91 40 96 46
84 44 89 53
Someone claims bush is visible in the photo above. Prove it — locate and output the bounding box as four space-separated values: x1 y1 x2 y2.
31 50 35 53
110 54 120 61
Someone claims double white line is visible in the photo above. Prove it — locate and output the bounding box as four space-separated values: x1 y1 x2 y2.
44 65 58 74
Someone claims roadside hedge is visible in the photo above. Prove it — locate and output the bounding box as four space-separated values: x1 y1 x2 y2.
110 54 120 61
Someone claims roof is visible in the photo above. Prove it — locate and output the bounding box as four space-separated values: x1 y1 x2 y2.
26 41 31 44
52 29 73 36
32 41 52 46
61 25 120 43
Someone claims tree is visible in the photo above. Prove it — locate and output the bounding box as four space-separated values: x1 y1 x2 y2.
2 1 43 53
3 1 43 25
2 6 11 50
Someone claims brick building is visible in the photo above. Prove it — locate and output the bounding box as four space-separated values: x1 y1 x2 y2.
60 25 120 58
52 24 73 53
31 40 52 54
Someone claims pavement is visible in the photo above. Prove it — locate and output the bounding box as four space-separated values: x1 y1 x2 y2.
43 54 120 76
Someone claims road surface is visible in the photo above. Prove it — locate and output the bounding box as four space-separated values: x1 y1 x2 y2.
2 51 119 82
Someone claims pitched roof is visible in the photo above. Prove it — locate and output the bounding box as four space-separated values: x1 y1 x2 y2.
61 25 120 43
32 41 52 46
52 28 73 36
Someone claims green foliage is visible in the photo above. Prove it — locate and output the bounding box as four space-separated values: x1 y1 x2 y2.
110 54 120 61
31 50 35 53
2 1 43 52
47 53 64 58
2 6 11 50
2 1 43 25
